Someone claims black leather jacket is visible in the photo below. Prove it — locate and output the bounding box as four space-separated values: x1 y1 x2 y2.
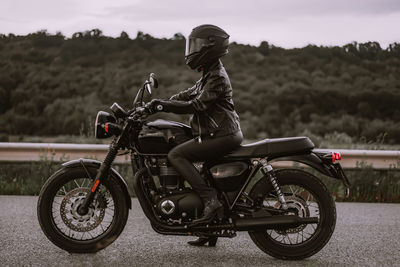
156 60 241 139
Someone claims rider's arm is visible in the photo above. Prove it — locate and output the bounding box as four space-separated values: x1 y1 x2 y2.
169 84 197 101
156 76 225 114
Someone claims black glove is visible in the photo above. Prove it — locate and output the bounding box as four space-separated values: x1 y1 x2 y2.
145 99 163 113
145 99 194 114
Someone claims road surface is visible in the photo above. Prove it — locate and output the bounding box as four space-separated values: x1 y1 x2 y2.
0 196 399 266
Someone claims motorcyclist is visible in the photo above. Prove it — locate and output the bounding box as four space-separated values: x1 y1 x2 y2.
146 24 242 247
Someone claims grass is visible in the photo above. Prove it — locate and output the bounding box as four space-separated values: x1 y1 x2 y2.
0 155 399 202
0 159 136 197
319 161 400 203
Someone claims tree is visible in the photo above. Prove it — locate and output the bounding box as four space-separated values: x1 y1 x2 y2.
172 33 185 40
258 41 270 56
119 31 130 39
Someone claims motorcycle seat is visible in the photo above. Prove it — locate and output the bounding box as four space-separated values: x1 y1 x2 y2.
225 136 315 159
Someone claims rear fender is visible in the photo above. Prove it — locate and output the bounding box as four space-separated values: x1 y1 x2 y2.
62 158 132 209
270 153 351 197
270 153 338 179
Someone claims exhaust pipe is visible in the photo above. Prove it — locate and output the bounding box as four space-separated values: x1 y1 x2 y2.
190 215 318 232
233 215 319 231
134 169 318 233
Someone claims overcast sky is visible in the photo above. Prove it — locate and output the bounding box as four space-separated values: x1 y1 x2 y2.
0 0 399 48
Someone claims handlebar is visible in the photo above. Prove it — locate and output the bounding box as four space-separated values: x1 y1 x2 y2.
128 106 151 121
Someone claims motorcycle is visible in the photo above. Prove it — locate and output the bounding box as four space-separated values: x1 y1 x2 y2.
37 73 350 260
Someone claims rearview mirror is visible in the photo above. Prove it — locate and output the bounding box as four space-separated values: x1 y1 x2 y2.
145 82 151 95
149 73 158 89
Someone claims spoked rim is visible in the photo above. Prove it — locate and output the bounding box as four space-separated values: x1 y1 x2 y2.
50 177 116 241
262 184 321 246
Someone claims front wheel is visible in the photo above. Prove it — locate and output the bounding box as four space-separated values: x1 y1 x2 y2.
37 166 129 253
248 169 336 260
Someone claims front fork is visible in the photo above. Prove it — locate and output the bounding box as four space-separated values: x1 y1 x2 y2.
77 140 120 215
260 158 288 210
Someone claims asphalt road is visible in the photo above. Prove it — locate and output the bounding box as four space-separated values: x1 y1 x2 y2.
0 196 399 267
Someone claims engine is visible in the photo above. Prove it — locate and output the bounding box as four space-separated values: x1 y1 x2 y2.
155 189 203 222
148 157 203 223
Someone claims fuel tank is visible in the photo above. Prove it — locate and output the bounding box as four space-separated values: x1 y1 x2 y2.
138 119 193 154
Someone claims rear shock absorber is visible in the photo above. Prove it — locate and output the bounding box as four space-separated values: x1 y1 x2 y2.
260 158 288 210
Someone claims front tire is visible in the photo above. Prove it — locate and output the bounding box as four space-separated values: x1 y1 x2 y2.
248 169 336 260
37 166 129 253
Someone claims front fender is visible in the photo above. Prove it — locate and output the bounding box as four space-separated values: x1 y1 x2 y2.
62 158 132 209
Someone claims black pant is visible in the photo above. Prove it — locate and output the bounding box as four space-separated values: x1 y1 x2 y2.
168 131 243 200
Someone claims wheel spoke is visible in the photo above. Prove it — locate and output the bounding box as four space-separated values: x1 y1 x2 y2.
74 179 81 188
287 234 292 245
306 192 311 202
311 224 316 231
81 178 89 188
49 177 116 241
105 209 114 216
289 185 299 196
257 181 324 246
61 186 67 195
88 231 94 239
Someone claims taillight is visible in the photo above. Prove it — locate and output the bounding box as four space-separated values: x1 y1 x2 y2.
332 152 341 163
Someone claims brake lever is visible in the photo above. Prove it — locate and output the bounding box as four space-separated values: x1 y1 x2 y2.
128 107 150 120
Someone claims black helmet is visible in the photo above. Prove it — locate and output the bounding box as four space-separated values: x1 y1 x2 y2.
185 24 230 70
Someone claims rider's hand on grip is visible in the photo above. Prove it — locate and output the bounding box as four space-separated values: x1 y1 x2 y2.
135 107 149 116
145 99 163 114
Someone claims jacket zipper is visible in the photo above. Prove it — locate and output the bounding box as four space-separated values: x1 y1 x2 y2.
205 113 219 128
196 115 202 143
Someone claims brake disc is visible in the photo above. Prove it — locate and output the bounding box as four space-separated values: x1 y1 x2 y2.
60 187 107 232
275 195 311 234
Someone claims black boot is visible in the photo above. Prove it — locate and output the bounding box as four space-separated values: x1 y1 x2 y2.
191 193 223 225
188 237 218 247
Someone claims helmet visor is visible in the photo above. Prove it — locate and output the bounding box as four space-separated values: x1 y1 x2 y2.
185 37 208 56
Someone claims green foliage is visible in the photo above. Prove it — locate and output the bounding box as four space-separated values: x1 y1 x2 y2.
0 153 136 196
1 158 398 202
0 30 399 144
318 161 400 203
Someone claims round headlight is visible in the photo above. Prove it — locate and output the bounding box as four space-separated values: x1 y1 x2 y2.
94 111 116 139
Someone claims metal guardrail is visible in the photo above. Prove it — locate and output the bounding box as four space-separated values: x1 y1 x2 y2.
0 142 399 169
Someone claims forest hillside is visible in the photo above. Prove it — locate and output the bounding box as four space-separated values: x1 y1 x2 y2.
1 29 399 145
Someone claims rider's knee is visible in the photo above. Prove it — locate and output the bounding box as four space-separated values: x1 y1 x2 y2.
167 148 180 163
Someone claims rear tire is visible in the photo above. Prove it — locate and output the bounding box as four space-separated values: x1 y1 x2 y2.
248 169 336 260
37 166 129 253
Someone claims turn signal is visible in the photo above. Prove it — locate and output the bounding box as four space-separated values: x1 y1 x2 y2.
332 152 341 163
91 180 100 192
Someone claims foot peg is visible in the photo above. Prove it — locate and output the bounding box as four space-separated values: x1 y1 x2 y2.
191 191 224 226
188 237 218 247
191 206 223 226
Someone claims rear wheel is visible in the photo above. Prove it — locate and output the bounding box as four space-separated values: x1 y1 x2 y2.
248 169 336 260
37 167 129 253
